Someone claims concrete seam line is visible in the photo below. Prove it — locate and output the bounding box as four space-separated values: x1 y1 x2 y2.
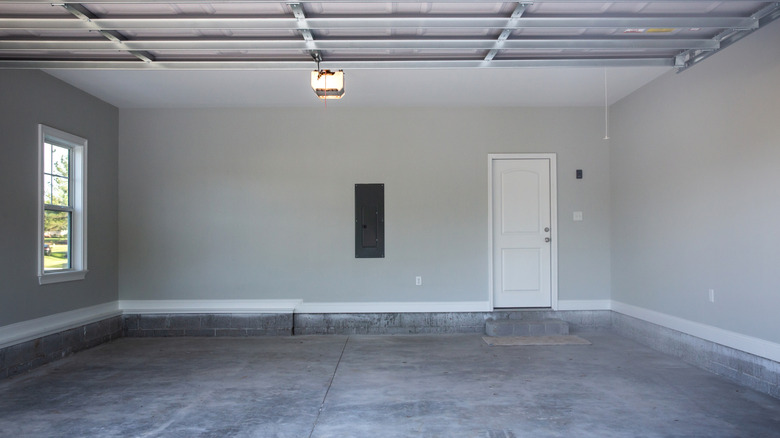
309 335 349 438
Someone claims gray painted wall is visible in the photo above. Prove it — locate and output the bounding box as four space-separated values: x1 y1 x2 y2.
610 21 780 343
119 107 611 305
0 70 119 327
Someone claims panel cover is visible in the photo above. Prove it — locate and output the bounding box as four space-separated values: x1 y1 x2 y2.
355 183 384 258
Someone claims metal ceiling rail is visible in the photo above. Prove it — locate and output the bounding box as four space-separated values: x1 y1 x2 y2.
0 1 773 72
59 3 155 62
0 57 675 69
288 2 316 53
484 2 528 62
0 16 758 31
0 38 721 51
0 0 767 3
288 1 323 67
676 1 780 71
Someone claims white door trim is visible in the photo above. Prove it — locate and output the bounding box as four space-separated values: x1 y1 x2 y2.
488 153 558 310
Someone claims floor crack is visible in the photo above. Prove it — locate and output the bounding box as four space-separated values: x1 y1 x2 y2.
308 335 349 438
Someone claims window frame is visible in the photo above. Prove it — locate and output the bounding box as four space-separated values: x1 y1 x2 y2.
38 124 88 285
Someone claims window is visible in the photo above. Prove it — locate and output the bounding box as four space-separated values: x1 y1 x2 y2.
38 125 87 284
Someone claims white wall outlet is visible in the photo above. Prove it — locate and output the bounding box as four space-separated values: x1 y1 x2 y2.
708 289 715 303
573 211 583 221
415 276 422 286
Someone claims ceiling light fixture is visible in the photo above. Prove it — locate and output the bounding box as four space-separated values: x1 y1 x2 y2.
310 52 344 100
311 69 345 100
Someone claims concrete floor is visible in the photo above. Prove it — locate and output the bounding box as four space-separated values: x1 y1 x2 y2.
1 332 779 438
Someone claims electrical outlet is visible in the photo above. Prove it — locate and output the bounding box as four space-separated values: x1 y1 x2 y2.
708 289 715 303
573 211 583 221
415 276 422 286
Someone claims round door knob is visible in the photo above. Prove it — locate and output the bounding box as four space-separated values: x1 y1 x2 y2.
544 227 550 232
545 237 551 243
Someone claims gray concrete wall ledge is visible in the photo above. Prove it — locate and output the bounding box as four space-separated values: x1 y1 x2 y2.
0 310 777 401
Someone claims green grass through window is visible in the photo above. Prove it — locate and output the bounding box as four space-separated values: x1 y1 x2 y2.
44 243 69 270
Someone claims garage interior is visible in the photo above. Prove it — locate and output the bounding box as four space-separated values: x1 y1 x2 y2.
2 0 780 436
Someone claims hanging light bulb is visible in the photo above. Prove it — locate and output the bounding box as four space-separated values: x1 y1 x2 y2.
311 69 345 100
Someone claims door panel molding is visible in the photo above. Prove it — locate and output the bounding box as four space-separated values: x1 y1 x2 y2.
488 153 558 309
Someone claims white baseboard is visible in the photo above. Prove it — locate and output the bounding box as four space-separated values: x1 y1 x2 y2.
118 299 302 314
117 299 603 314
611 301 780 363
295 301 492 314
0 301 120 350
557 299 612 311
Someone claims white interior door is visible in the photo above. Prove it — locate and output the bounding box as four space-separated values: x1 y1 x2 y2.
491 156 555 308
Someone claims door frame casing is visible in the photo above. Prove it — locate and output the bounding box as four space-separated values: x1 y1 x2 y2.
488 153 558 310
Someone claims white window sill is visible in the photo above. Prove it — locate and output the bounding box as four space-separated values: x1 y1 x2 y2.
39 270 88 285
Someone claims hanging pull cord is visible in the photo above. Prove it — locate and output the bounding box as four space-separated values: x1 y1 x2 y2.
603 67 610 140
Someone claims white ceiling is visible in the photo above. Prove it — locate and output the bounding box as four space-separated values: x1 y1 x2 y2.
45 66 671 108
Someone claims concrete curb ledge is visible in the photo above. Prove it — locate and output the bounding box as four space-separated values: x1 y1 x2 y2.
1 309 778 401
0 315 122 380
123 313 294 337
612 312 780 399
293 310 612 335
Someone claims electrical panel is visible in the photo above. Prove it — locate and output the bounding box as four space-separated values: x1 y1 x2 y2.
355 184 384 258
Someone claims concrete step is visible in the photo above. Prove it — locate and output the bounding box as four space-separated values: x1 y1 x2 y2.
485 318 569 337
